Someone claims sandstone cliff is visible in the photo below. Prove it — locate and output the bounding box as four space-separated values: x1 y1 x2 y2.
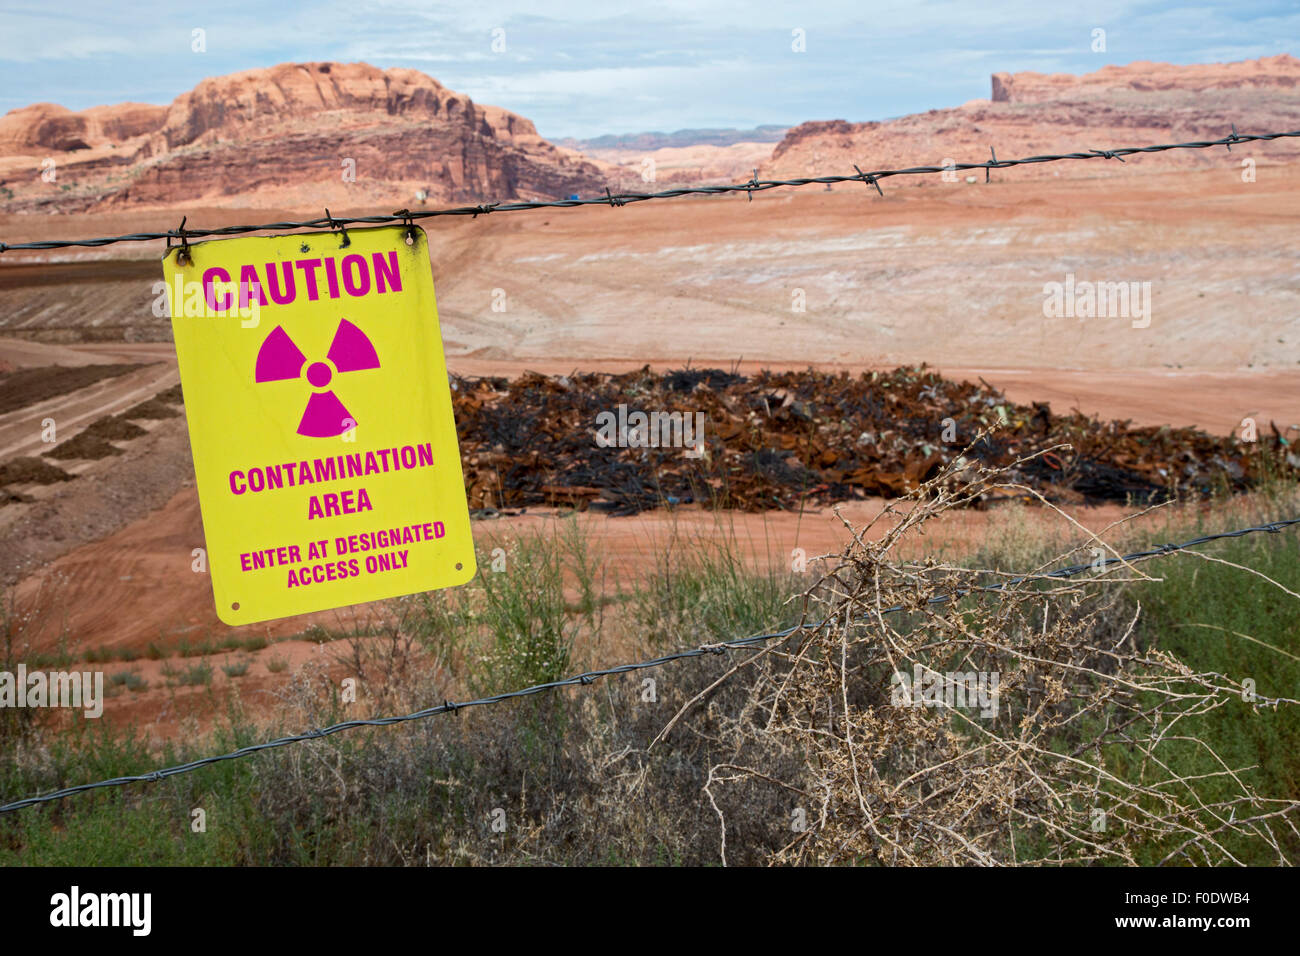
765 54 1300 183
0 62 611 211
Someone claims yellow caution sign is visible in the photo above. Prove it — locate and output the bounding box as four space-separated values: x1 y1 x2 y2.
163 225 475 625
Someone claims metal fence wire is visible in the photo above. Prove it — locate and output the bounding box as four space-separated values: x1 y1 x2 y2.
0 128 1296 253
1 518 1295 814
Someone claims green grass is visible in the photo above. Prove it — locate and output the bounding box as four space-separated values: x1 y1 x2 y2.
964 483 1300 865
171 662 213 687
1115 531 1300 864
109 671 147 692
633 524 799 648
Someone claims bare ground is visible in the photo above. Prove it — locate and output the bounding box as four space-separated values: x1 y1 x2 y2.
0 165 1296 731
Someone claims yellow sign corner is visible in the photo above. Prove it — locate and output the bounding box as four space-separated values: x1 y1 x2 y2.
163 224 476 626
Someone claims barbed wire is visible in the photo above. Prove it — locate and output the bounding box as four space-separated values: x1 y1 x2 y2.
1 516 1295 815
0 127 1294 253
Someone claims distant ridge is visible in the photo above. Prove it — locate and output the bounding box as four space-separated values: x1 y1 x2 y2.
763 54 1300 182
561 125 788 152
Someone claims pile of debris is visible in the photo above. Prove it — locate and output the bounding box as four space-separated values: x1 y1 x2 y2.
451 365 1289 515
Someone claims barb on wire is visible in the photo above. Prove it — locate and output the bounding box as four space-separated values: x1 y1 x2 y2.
0 517 1295 815
325 207 349 247
165 216 192 265
3 128 1295 253
854 164 884 196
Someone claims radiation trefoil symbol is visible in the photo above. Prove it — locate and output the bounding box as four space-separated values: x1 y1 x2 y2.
254 319 380 437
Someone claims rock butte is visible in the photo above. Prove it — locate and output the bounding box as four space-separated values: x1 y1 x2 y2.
0 61 613 209
763 54 1300 183
4 54 1300 213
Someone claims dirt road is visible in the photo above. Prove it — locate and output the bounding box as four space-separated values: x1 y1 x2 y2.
0 342 177 461
3 167 1299 372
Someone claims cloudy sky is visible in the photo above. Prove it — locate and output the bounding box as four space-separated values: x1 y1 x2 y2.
0 1 1295 140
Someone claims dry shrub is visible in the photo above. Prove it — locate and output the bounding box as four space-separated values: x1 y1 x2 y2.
689 450 1300 865
230 600 793 865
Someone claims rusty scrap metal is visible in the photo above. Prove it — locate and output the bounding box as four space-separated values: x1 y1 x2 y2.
452 366 1289 515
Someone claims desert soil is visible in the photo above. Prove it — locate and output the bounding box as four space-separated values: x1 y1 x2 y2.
0 166 1297 734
